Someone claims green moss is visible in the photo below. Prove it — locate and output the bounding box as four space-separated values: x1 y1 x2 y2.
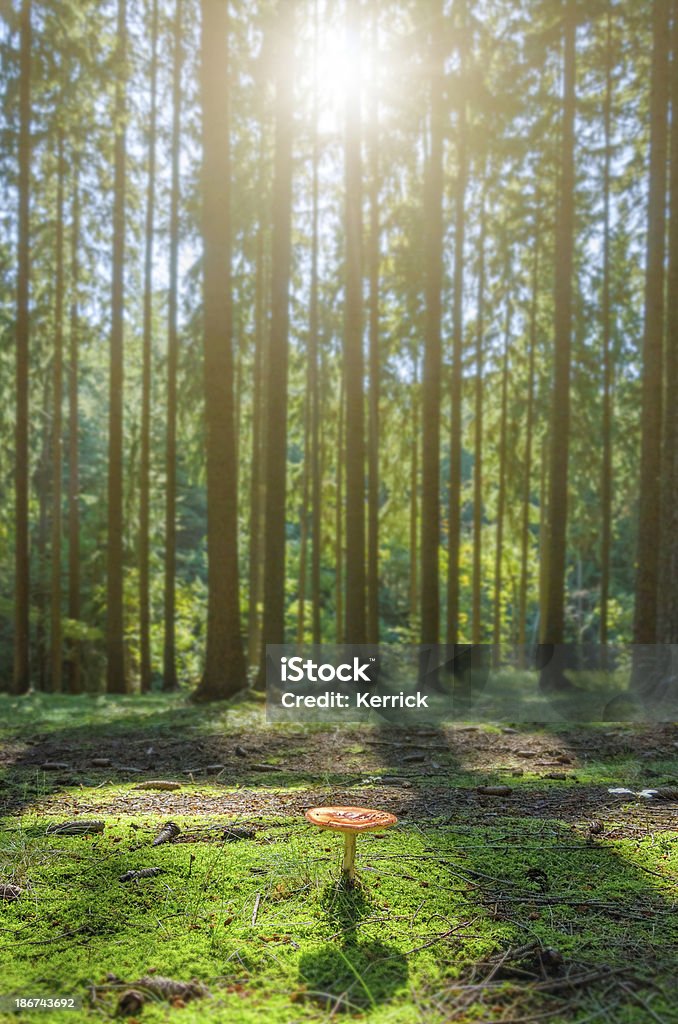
0 695 675 1022
0 813 675 1023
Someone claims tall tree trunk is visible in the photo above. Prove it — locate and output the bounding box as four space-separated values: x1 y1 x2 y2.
297 389 311 642
493 297 511 661
106 0 128 694
139 0 159 693
195 0 246 699
541 0 576 655
67 163 81 694
336 374 345 644
367 3 380 644
297 46 318 647
518 214 540 659
50 129 65 693
658 0 678 642
309 0 322 645
163 0 181 691
257 0 295 683
633 0 670 655
35 381 49 692
247 210 266 665
538 434 548 636
420 0 444 646
344 0 366 644
409 359 419 626
600 3 614 649
13 0 31 695
234 328 244 477
447 0 467 646
471 188 486 645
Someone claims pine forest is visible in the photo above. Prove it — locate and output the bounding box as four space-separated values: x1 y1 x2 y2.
1 0 677 698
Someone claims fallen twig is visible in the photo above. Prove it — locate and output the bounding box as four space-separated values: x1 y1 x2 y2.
617 980 668 1024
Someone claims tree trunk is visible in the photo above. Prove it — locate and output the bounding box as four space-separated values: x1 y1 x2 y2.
518 214 540 659
139 0 159 693
344 0 366 644
297 386 311 643
67 162 81 694
247 210 266 665
658 0 678 642
50 129 65 693
309 1 322 645
409 359 419 627
541 0 576 652
106 0 128 694
538 434 548 635
493 297 511 661
633 0 670 653
195 0 246 700
257 0 295 685
447 0 467 646
420 0 444 646
336 374 345 644
600 3 614 649
367 4 380 644
163 0 181 692
297 43 319 644
35 379 50 692
471 187 486 645
13 0 31 695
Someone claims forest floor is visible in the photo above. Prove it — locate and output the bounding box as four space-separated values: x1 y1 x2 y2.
0 692 676 1024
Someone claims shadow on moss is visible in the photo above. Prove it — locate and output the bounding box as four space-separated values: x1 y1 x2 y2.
298 939 408 1012
298 880 408 1011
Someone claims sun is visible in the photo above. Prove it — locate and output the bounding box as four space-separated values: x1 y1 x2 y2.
312 5 375 134
316 26 361 107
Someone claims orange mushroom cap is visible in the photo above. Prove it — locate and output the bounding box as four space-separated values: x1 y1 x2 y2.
305 806 398 832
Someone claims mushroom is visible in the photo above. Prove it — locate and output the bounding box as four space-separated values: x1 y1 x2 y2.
305 805 398 883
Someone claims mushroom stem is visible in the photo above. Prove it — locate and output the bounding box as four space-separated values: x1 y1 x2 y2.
341 831 357 881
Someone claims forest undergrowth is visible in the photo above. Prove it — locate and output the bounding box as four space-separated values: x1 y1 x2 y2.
0 694 675 1024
